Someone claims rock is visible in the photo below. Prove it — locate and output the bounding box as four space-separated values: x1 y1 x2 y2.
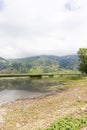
16 123 21 128
0 117 4 123
77 96 81 102
81 106 87 112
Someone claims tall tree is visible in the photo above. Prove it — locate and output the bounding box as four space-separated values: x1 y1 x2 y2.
78 48 87 74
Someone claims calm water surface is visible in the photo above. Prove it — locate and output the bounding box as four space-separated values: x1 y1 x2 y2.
0 89 50 104
0 78 59 104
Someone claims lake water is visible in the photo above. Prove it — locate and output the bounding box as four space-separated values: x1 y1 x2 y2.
0 78 61 104
0 89 51 104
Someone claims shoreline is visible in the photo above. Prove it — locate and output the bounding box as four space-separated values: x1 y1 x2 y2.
0 89 59 106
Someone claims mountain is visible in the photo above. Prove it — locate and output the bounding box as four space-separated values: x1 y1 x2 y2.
0 55 79 73
9 55 60 73
58 55 78 70
0 57 8 63
0 57 8 71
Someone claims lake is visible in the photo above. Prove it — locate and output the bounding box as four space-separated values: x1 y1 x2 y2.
0 77 62 104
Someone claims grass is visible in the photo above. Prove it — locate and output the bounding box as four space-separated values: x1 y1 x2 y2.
46 116 87 130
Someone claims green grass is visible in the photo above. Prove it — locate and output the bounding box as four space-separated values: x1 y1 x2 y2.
46 116 87 130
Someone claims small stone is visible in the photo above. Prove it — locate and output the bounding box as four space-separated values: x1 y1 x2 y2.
81 107 87 112
16 123 21 128
77 96 81 102
0 117 4 123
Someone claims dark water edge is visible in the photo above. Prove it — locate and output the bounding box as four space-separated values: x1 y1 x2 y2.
0 77 64 104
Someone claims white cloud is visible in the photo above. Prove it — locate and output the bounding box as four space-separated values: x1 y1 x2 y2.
64 0 80 11
0 0 87 58
0 0 4 11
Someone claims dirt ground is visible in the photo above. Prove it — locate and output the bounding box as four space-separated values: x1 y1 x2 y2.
0 78 87 130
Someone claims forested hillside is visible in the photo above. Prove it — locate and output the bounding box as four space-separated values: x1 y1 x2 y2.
0 55 78 73
58 55 78 70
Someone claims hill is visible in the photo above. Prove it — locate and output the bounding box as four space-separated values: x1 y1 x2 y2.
0 55 78 73
58 55 78 70
0 57 8 63
0 57 8 71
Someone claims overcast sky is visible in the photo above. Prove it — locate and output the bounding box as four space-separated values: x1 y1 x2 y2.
0 0 87 58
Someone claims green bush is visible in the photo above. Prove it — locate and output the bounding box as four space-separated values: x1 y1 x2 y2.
46 116 87 130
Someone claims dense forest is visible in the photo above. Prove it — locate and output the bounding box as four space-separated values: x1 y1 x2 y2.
0 55 78 73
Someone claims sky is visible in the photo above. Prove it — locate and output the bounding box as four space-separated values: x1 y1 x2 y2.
0 0 87 58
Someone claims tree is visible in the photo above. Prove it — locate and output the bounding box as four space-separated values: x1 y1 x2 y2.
78 48 87 74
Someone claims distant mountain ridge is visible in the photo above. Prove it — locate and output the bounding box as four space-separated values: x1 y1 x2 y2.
0 57 8 63
0 55 78 73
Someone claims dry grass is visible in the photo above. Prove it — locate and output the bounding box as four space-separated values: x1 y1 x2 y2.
0 78 87 130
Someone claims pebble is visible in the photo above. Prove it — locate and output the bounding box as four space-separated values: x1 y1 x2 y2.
16 123 21 128
81 106 87 112
77 96 81 102
0 117 4 123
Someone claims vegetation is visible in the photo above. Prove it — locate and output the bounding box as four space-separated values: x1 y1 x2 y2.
46 116 87 130
0 55 78 74
78 48 87 74
58 55 78 70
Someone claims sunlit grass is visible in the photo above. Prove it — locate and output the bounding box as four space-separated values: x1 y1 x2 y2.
46 116 87 130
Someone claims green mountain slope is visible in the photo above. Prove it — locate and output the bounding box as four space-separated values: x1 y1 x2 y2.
0 55 79 73
0 57 8 71
0 57 8 63
58 55 78 70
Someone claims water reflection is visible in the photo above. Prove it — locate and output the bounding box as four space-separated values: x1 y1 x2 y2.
0 78 61 104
